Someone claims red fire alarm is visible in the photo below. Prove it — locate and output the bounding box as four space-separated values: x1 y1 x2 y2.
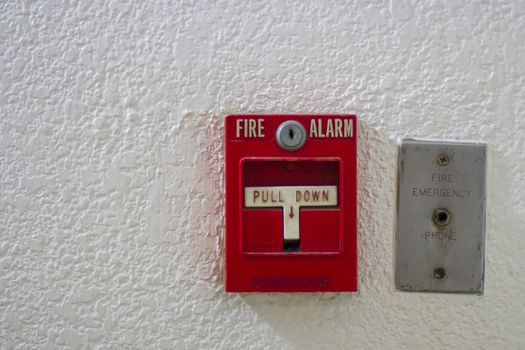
225 115 357 292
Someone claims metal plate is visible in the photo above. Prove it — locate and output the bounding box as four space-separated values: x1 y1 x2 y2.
395 139 486 294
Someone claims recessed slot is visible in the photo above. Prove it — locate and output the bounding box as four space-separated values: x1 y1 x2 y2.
283 239 300 252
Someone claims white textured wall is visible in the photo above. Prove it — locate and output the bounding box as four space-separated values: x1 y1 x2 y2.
1 1 524 349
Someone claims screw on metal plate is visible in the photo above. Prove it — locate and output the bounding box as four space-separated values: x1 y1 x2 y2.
433 267 446 280
436 153 449 166
432 208 451 227
276 120 307 151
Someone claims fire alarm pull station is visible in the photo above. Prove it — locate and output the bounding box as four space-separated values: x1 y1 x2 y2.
225 115 357 292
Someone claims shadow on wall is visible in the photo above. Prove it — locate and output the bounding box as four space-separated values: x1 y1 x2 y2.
225 120 398 349
240 141 520 349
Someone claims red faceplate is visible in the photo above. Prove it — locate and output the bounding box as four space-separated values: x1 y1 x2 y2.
225 115 357 292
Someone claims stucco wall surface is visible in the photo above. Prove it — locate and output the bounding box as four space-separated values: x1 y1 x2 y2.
1 1 525 349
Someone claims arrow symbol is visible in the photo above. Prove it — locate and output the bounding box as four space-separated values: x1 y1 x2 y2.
289 207 294 218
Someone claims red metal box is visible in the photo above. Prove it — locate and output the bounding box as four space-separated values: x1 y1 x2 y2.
225 115 357 292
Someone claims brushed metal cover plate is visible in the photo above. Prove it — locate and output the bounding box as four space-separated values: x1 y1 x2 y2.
395 139 486 294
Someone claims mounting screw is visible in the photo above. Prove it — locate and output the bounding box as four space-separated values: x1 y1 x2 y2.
436 154 449 166
432 208 452 227
276 120 307 151
433 267 446 280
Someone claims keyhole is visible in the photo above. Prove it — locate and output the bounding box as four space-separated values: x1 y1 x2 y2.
276 120 306 151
